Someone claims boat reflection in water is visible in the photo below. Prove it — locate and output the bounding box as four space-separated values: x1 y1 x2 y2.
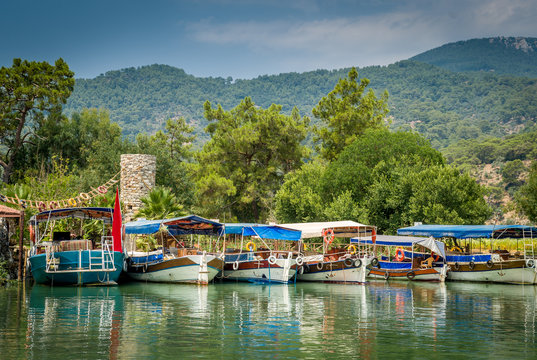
16 280 537 358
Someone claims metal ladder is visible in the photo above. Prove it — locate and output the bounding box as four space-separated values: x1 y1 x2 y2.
88 236 116 271
45 244 60 272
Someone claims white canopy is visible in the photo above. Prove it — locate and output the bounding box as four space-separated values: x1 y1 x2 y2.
280 221 375 239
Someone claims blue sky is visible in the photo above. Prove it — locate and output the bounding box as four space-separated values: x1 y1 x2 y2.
2 0 536 79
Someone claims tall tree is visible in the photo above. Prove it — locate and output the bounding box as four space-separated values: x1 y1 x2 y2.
196 97 310 222
135 117 195 208
312 67 389 161
0 58 75 183
516 161 537 223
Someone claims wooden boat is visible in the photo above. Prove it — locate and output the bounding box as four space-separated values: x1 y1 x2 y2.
397 224 537 284
281 221 375 284
352 235 448 282
222 224 302 283
124 215 225 285
28 207 124 286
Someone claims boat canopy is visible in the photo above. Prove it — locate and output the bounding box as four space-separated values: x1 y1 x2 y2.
397 224 537 239
280 221 374 239
351 235 446 260
30 207 114 224
125 215 224 236
224 223 302 241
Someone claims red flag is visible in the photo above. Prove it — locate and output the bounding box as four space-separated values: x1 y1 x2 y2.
112 187 122 253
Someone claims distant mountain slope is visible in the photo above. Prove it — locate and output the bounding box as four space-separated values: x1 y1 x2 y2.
411 37 537 78
65 61 537 149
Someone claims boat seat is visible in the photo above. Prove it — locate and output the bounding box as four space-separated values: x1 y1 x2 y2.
59 239 93 251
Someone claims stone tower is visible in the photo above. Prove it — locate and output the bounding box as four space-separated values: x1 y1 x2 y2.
120 154 156 223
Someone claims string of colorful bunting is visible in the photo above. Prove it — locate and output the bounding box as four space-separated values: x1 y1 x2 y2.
0 172 120 211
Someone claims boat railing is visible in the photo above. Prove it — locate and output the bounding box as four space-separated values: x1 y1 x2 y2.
524 242 535 261
44 236 116 273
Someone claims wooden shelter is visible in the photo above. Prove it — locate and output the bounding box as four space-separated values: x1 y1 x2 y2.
0 204 24 280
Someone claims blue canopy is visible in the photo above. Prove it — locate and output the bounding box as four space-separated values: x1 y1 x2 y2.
125 215 224 236
224 223 302 241
397 224 537 239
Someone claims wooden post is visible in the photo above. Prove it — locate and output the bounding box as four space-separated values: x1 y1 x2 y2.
18 210 24 280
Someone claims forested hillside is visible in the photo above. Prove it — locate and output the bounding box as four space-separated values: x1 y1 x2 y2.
411 37 537 78
66 52 537 149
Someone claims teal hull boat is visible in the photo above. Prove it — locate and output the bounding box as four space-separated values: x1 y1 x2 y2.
29 250 124 285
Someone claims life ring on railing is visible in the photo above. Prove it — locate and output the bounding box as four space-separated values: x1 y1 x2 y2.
372 228 377 243
322 228 335 245
451 246 462 253
268 255 277 265
354 259 362 268
295 256 304 266
348 245 357 255
395 248 405 262
233 261 240 270
246 241 257 252
431 252 440 262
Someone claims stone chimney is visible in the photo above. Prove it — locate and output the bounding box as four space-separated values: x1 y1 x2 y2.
120 154 156 223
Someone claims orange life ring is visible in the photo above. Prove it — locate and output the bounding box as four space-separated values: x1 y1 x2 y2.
431 252 440 262
322 228 335 245
372 228 377 243
395 248 405 262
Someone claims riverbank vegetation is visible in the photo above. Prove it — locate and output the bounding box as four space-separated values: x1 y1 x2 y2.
1 58 536 240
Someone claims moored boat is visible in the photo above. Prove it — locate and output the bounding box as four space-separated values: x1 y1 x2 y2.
353 235 448 282
28 207 124 286
222 224 302 283
281 221 375 284
397 224 537 284
124 215 225 285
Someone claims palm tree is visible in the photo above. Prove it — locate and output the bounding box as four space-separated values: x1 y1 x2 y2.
135 187 187 220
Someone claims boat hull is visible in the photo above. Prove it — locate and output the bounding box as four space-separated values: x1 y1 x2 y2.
223 259 296 283
367 267 444 282
29 251 124 286
297 260 367 283
126 255 224 284
447 259 537 284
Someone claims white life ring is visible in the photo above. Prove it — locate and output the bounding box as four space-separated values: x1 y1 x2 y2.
295 256 304 266
233 261 240 270
268 255 277 265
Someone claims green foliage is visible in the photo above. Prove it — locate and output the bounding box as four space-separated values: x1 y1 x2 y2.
411 37 537 78
0 261 9 284
195 97 310 222
312 67 389 161
64 58 537 151
135 187 187 220
515 162 537 222
0 58 75 183
501 160 526 187
275 128 490 232
274 161 326 223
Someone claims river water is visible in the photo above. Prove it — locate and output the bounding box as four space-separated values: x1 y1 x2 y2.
1 280 536 359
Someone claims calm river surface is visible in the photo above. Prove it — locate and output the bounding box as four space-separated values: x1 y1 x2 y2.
1 280 536 359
